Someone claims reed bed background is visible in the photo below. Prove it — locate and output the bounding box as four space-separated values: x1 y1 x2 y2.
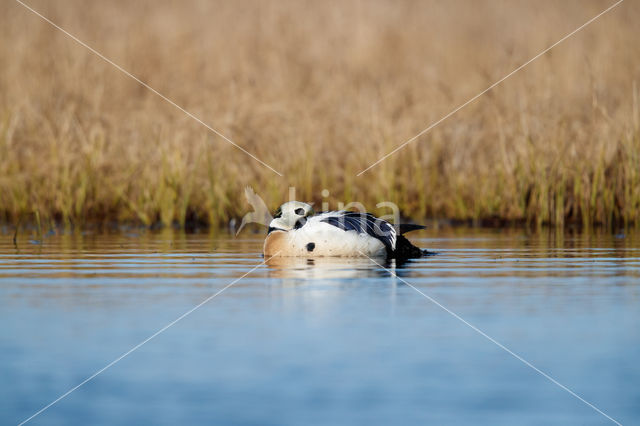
1 0 639 229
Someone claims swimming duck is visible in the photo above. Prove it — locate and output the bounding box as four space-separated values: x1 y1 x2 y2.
263 201 427 258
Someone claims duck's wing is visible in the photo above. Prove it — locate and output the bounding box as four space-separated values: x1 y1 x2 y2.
315 211 397 252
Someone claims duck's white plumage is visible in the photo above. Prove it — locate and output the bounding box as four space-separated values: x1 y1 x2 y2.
264 202 401 258
265 213 389 257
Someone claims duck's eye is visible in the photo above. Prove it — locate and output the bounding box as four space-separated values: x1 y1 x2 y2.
274 207 282 218
294 208 305 215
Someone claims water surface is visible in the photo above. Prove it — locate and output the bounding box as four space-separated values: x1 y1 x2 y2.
1 229 639 425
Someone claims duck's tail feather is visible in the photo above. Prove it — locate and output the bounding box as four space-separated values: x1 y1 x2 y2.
396 223 426 235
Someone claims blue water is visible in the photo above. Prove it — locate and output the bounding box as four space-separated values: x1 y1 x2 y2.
1 229 639 425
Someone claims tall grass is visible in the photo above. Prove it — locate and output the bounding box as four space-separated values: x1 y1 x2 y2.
1 0 639 228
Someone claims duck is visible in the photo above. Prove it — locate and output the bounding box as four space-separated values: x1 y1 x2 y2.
263 201 428 258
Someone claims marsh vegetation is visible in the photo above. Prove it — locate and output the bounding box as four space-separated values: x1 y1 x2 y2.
1 0 638 229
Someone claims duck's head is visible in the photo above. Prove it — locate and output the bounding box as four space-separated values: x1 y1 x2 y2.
268 201 314 232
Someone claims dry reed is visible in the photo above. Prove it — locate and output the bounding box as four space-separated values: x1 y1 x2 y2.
1 0 639 229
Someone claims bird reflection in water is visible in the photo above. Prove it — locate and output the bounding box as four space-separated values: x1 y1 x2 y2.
264 255 418 281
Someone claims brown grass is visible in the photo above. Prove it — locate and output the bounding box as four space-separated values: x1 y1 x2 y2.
1 0 639 229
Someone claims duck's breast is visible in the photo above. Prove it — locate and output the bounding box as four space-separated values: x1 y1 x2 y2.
263 231 289 257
